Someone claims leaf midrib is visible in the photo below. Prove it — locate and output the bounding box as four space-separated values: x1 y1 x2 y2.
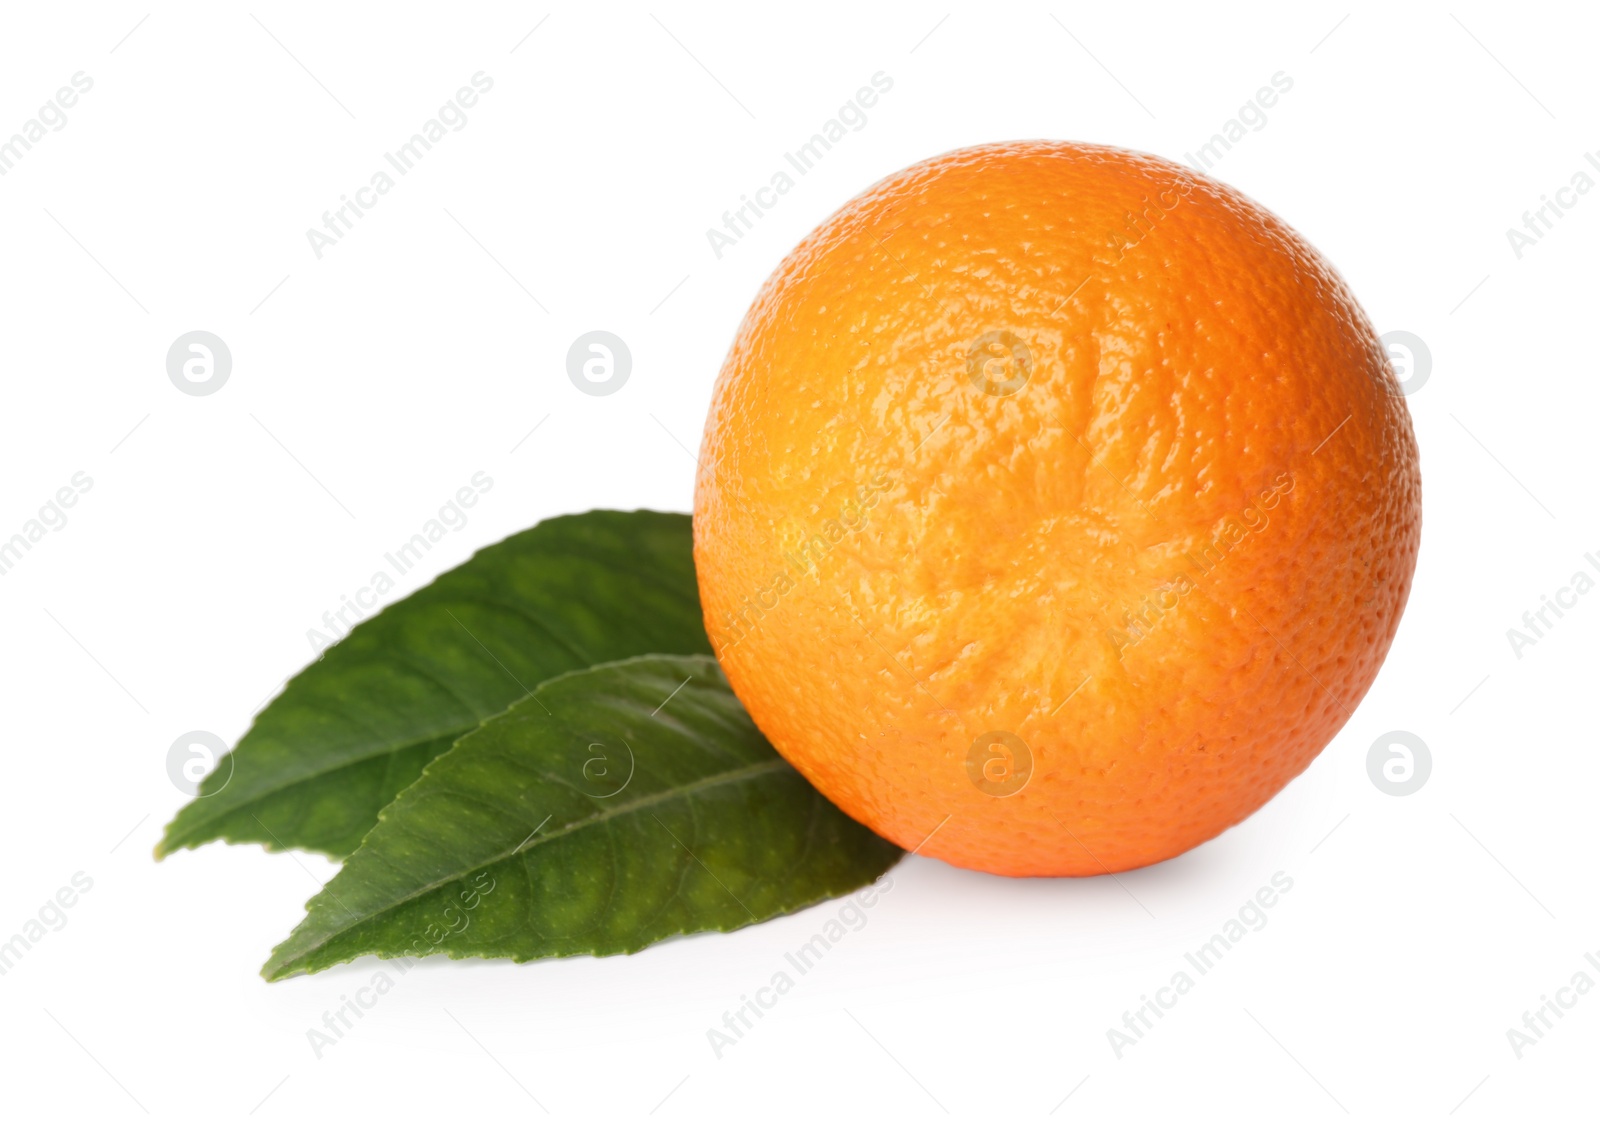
171 581 707 845
269 756 793 975
164 726 475 849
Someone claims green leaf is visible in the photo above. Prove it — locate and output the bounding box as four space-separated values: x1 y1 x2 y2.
158 511 710 859
261 655 902 980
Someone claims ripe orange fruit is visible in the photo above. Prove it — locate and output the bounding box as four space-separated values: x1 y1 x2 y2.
693 141 1421 877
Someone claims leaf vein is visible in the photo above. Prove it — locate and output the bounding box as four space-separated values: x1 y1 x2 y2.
272 758 791 972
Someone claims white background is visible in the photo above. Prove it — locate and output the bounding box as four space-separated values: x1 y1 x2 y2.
1 1 1595 1124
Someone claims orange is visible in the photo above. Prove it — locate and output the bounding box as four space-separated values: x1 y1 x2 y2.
693 141 1421 877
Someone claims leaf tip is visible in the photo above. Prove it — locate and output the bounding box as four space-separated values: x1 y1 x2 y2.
259 947 304 983
152 819 184 861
